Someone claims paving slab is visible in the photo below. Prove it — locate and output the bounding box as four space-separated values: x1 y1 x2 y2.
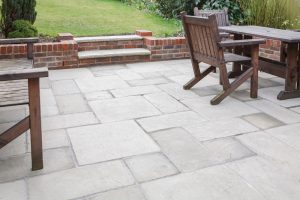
168 74 219 88
83 91 113 101
0 105 26 123
127 62 171 73
125 153 178 182
182 96 259 120
128 77 170 86
49 68 94 81
56 94 90 114
0 133 26 159
158 83 199 100
68 120 160 165
89 96 160 123
184 118 258 141
0 148 74 183
87 185 146 200
137 111 206 132
51 80 80 95
28 161 135 200
116 69 143 80
0 180 27 200
111 85 161 97
151 128 254 172
141 164 266 200
144 92 189 113
242 112 284 129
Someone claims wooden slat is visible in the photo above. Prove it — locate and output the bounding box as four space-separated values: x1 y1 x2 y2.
0 67 48 81
0 80 28 107
219 39 266 47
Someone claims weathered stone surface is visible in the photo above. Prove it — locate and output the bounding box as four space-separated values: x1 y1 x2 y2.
0 180 27 200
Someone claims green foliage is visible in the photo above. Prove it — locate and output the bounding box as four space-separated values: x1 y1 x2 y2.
1 0 37 37
240 0 299 29
8 20 38 38
203 0 245 24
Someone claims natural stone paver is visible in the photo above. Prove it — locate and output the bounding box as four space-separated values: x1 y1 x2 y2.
128 77 170 86
116 69 143 80
246 100 300 124
42 112 98 131
242 113 284 129
28 161 135 200
141 165 266 200
89 96 160 123
111 85 161 97
0 105 26 124
137 111 206 132
49 68 94 81
68 120 160 165
226 156 300 200
127 62 171 73
56 94 90 114
182 96 259 120
87 185 146 200
169 74 219 88
265 123 300 151
0 180 27 200
158 83 199 100
75 76 129 93
51 80 80 95
0 148 74 183
125 153 178 182
83 91 113 101
151 128 254 172
184 118 258 141
290 106 300 113
0 133 26 159
144 92 189 113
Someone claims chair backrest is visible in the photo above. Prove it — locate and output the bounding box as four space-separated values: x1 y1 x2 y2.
181 12 224 66
194 7 230 26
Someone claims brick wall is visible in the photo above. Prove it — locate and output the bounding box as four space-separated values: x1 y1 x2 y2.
33 41 78 69
0 44 27 59
78 40 144 51
259 39 281 61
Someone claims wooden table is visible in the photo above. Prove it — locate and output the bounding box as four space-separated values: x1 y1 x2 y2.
219 25 300 100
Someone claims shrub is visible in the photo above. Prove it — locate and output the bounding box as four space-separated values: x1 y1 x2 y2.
8 20 38 38
202 0 245 24
1 0 37 37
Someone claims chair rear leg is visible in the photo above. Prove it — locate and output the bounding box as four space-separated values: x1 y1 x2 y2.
250 45 259 98
28 78 43 171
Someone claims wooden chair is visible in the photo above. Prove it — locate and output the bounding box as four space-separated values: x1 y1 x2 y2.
181 12 265 105
0 65 48 170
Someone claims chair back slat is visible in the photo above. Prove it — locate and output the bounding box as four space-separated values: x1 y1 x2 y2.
194 8 230 26
181 13 224 66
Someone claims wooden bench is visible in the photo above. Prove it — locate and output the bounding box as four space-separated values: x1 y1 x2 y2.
0 37 39 59
181 12 265 104
0 65 48 170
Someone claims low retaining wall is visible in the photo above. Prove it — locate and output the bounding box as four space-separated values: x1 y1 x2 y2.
0 30 282 69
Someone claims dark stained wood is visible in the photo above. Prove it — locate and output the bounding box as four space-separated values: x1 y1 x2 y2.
194 8 230 26
259 57 286 78
181 12 263 104
219 39 265 47
0 67 48 81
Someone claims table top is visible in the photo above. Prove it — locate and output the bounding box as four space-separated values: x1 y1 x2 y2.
219 26 300 43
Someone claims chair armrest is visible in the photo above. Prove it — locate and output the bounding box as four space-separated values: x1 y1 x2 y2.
0 67 48 81
218 39 266 48
220 32 230 38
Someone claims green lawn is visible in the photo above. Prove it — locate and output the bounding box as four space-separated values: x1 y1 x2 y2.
35 0 181 37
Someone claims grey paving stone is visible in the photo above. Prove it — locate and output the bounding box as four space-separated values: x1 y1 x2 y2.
0 105 26 123
246 100 300 124
42 112 98 131
41 89 57 107
56 94 90 114
151 128 254 172
144 92 189 113
137 111 206 132
0 133 26 159
68 120 160 165
242 113 284 130
141 164 266 200
127 62 171 73
28 161 135 200
90 64 126 72
40 77 51 89
265 123 300 151
28 129 69 150
116 69 143 80
226 156 300 200
41 105 59 117
182 96 259 120
49 68 94 81
51 80 80 95
258 86 300 107
290 106 300 114
87 185 146 200
230 90 260 102
128 77 170 86
0 180 27 200
168 74 219 88
89 96 160 123
184 118 258 141
75 76 129 93
158 83 199 100
0 148 74 183
192 85 220 97
125 153 178 182
83 91 113 101
111 85 161 97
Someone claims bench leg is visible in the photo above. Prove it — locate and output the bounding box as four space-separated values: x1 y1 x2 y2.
250 45 259 98
28 78 43 171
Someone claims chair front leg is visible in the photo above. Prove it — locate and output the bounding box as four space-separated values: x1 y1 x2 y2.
28 78 43 171
250 45 259 98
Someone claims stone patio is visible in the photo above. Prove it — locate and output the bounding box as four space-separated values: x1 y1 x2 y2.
1 59 300 200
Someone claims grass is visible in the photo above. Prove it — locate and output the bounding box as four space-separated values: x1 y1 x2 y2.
35 0 181 37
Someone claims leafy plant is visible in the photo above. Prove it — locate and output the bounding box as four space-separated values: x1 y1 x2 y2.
8 20 38 38
1 0 37 37
203 0 245 24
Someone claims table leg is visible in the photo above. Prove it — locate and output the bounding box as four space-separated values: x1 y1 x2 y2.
228 34 243 78
277 43 300 100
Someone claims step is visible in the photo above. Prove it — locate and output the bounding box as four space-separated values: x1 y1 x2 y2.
74 35 143 43
78 48 151 59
